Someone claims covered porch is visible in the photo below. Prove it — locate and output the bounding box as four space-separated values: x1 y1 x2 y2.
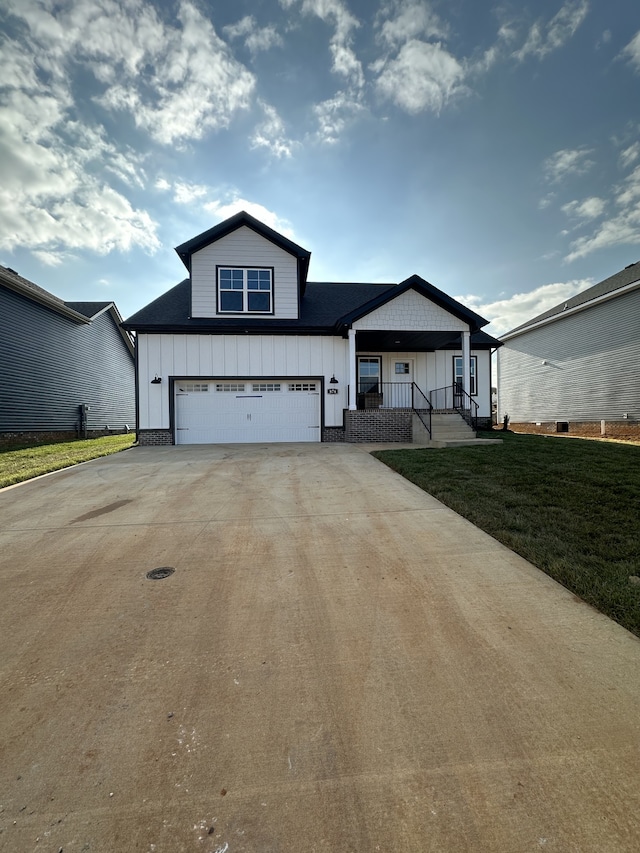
344 329 484 439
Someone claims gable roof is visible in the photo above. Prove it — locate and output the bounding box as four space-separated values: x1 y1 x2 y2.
65 301 113 318
174 210 312 285
502 261 640 339
335 274 488 333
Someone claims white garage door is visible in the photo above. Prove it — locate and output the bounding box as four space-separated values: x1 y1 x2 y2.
175 380 321 444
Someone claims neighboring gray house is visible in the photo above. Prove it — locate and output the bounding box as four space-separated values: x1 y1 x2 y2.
0 266 136 443
497 262 640 439
123 211 500 446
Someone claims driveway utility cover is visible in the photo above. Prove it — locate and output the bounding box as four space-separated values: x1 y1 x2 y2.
146 567 175 580
1 443 639 852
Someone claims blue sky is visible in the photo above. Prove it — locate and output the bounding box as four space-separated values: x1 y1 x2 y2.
1 0 639 334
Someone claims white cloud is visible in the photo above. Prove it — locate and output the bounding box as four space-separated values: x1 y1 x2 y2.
514 0 589 61
7 0 256 147
32 250 68 267
223 15 283 55
0 0 266 260
622 30 640 72
250 101 297 158
543 147 595 183
280 0 364 88
204 198 296 239
538 192 556 210
312 91 366 144
620 142 640 169
458 279 594 336
97 1 255 145
565 166 640 260
376 0 448 49
0 82 159 259
561 197 606 220
375 39 465 114
173 182 209 205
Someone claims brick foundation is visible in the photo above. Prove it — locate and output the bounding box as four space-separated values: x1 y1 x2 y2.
322 426 346 442
344 410 413 442
510 421 640 441
138 429 174 446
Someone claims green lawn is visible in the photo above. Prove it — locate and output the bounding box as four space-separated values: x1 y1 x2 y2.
374 431 640 636
0 434 136 489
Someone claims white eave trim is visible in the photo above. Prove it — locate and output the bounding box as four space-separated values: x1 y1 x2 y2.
500 277 640 341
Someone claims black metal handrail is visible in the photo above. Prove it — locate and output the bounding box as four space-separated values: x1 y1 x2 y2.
430 384 478 430
411 382 432 439
356 381 415 409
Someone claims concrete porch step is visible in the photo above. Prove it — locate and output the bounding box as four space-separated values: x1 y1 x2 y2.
413 411 477 444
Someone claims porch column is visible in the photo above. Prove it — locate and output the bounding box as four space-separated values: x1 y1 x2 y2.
348 328 357 410
462 329 471 398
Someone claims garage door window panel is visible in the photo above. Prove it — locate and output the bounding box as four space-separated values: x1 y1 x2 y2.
218 267 273 314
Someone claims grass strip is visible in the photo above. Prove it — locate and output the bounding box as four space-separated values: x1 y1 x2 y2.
0 434 136 489
374 431 640 637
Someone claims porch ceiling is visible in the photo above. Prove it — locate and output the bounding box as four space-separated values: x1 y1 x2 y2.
355 330 463 351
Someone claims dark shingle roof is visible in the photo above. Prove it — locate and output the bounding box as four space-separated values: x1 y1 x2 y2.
504 261 640 337
65 301 113 318
123 275 491 334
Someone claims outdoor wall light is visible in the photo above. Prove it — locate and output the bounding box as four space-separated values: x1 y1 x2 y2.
329 374 339 384
151 375 162 384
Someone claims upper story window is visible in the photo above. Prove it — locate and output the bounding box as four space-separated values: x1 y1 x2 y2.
218 267 273 314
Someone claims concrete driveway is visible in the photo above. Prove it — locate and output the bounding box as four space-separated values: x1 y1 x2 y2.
1 443 639 853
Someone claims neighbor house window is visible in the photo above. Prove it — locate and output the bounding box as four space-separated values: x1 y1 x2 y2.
218 267 273 313
453 356 477 396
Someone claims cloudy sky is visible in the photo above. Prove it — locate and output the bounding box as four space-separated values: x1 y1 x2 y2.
1 0 639 334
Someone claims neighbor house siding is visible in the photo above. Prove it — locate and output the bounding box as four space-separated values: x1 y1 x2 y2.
191 226 299 319
497 288 640 422
0 287 136 433
137 333 349 429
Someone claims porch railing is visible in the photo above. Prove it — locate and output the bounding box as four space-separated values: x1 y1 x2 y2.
411 383 432 439
355 381 432 439
356 381 415 409
430 384 478 430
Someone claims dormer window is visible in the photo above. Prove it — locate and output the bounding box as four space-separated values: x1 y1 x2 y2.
217 266 273 314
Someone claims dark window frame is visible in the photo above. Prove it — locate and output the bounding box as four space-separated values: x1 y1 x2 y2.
216 265 275 315
453 355 477 396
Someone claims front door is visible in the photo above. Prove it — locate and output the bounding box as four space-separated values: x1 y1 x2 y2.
390 359 413 408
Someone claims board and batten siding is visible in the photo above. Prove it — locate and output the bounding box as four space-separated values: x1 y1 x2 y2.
138 333 349 429
497 288 640 422
191 226 299 319
0 287 136 433
352 289 468 332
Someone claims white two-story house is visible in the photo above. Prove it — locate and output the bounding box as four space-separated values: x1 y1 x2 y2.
122 211 500 445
